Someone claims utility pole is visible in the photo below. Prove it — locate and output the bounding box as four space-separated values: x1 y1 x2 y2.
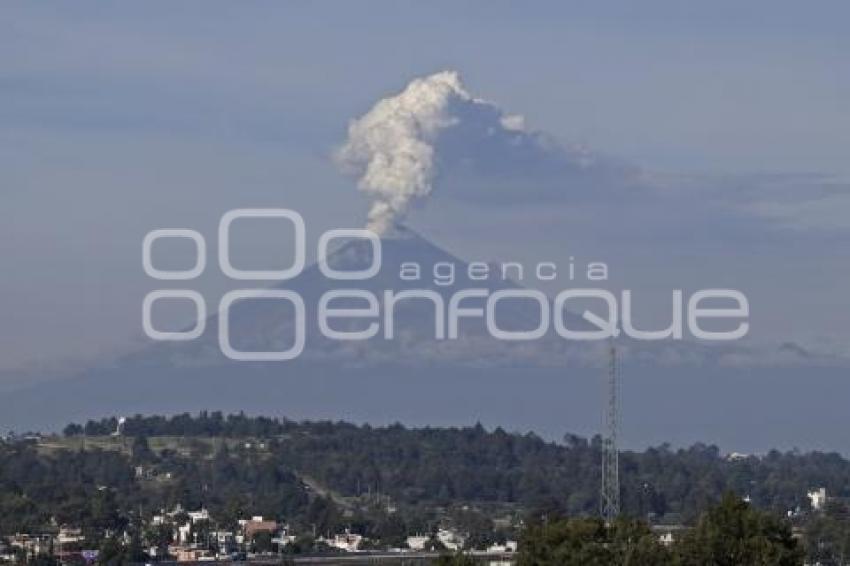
600 342 620 524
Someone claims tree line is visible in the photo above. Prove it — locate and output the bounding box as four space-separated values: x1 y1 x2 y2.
62 413 850 522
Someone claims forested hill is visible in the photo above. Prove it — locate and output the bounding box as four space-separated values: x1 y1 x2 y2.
51 413 850 522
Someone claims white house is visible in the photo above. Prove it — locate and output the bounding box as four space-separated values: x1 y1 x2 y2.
188 509 210 523
486 540 518 553
177 522 192 544
57 526 85 545
808 487 827 511
323 530 363 552
436 528 465 551
406 535 429 551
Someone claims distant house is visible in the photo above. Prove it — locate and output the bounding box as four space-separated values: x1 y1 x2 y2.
134 465 157 480
406 535 429 551
210 530 236 554
10 534 53 556
57 526 85 545
153 503 185 525
172 546 214 562
188 509 210 524
242 517 278 541
323 530 363 553
176 523 192 545
808 487 827 511
436 528 465 551
486 540 518 553
651 524 689 546
173 508 212 544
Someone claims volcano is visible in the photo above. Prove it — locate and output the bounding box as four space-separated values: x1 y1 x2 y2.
136 224 588 369
0 226 595 432
1 227 843 455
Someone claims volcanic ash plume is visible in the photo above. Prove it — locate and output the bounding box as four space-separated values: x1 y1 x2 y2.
335 70 525 234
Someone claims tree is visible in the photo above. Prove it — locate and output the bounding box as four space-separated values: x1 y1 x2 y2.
130 435 155 464
805 499 850 564
126 528 147 563
252 531 273 554
675 492 803 566
305 498 341 536
145 522 174 556
282 535 316 555
96 536 125 566
518 516 670 566
63 424 84 437
451 508 494 550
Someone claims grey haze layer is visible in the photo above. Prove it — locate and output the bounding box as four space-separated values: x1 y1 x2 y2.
0 229 844 455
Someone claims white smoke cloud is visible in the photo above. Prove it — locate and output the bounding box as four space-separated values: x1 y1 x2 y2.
335 71 470 233
336 70 637 234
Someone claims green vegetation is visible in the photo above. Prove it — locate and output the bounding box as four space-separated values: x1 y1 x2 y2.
518 516 671 565
1 413 849 563
804 498 850 564
676 493 801 565
517 494 802 565
56 413 850 523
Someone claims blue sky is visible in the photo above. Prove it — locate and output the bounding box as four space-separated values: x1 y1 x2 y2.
1 1 849 382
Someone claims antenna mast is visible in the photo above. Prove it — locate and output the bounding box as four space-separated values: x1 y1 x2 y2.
601 342 620 523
